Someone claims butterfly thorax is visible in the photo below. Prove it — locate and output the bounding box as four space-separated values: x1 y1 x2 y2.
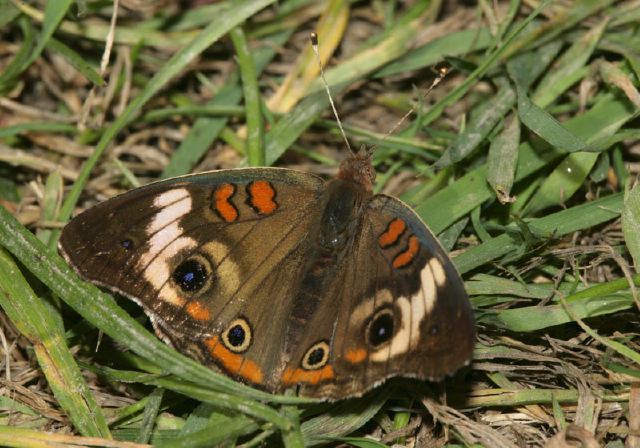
317 179 371 253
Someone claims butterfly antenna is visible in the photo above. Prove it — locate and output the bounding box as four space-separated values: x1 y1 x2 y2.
369 66 449 154
310 32 354 155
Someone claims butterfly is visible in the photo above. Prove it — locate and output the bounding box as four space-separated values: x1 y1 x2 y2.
58 146 474 400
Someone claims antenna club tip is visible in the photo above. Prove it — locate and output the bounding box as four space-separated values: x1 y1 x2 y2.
310 32 318 46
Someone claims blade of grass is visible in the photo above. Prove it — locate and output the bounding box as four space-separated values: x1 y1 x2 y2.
0 1 20 28
623 183 640 268
93 366 294 431
523 96 638 215
457 387 627 408
161 30 290 178
301 388 389 446
531 19 608 109
267 0 349 113
0 248 111 438
454 192 622 274
137 388 164 444
0 17 35 93
27 0 73 67
479 289 635 332
156 417 259 448
230 27 265 167
435 81 516 168
37 170 63 246
0 426 142 448
47 37 106 87
486 112 520 203
11 0 199 48
373 27 493 78
0 122 77 138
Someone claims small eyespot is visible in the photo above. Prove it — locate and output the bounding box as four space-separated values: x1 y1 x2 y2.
221 318 252 353
173 258 209 292
121 238 134 250
367 308 395 347
301 341 330 370
429 324 439 336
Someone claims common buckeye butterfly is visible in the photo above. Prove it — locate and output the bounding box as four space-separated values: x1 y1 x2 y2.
59 35 474 399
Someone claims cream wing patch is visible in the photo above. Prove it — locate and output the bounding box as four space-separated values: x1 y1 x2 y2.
201 240 240 297
139 189 195 306
370 261 437 361
429 257 447 287
147 190 192 234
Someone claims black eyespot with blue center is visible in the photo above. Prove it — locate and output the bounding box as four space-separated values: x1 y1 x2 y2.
121 238 134 250
308 347 324 365
228 324 245 347
222 318 252 353
173 259 208 292
367 309 395 347
302 341 330 370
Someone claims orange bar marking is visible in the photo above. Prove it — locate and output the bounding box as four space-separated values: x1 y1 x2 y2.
248 181 277 215
185 300 211 321
204 336 263 384
393 235 420 268
344 348 367 363
214 183 238 222
378 219 406 248
282 365 335 386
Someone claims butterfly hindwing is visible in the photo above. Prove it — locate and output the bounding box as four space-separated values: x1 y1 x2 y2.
276 192 474 398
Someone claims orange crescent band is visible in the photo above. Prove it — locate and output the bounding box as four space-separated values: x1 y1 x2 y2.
282 365 335 386
248 181 277 215
185 300 211 321
344 348 367 363
378 218 406 248
393 235 420 268
205 336 263 384
214 183 238 222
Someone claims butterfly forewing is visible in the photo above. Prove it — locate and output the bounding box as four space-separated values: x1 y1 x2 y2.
59 168 328 385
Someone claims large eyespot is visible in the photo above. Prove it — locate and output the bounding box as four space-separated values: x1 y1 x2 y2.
221 318 252 353
366 308 395 347
172 255 211 292
301 341 330 370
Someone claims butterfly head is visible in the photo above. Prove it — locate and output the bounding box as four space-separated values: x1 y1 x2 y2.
337 147 376 192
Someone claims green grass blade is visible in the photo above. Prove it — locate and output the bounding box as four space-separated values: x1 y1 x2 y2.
531 19 607 108
0 249 111 438
46 37 105 87
524 96 638 215
30 0 73 65
486 113 520 202
436 81 515 168
302 388 389 446
454 192 623 274
623 183 640 268
161 30 290 178
137 388 164 444
373 27 493 78
230 27 265 167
